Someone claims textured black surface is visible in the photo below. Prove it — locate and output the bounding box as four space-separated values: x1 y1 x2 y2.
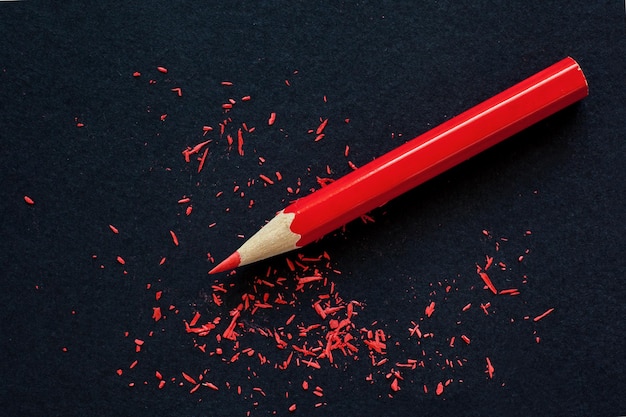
1 2 625 416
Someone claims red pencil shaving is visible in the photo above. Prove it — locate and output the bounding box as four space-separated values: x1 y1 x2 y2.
210 57 588 274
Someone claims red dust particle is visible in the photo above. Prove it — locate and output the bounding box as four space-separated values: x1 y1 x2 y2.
157 66 168 73
486 357 495 379
316 118 328 135
108 224 119 234
204 382 219 391
390 378 400 392
169 230 179 246
237 128 244 156
425 301 436 317
24 195 35 205
198 150 208 173
181 372 197 384
152 307 162 322
259 174 274 185
478 270 498 294
533 308 555 322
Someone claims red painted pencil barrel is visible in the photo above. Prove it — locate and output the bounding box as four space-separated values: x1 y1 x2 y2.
285 57 588 247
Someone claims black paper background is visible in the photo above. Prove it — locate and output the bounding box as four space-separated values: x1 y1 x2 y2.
1 1 625 416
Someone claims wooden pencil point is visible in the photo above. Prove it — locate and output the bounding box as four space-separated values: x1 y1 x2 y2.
211 211 301 274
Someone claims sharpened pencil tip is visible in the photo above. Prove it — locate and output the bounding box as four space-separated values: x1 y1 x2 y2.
209 251 241 274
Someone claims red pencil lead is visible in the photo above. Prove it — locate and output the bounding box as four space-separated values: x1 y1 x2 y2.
209 251 241 274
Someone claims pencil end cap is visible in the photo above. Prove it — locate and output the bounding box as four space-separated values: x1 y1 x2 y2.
209 251 241 274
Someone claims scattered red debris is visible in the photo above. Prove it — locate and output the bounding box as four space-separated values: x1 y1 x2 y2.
110 67 550 412
23 195 35 205
157 66 168 73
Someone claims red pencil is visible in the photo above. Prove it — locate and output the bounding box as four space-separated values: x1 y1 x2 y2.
210 57 588 274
